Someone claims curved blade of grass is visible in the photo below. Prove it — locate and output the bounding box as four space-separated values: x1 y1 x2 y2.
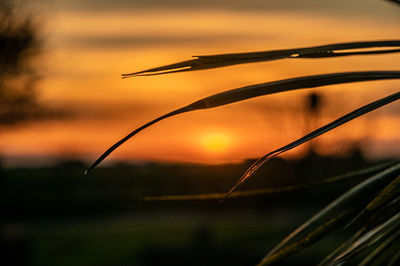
122 40 400 77
333 213 400 264
85 71 400 174
257 163 400 266
345 174 400 229
257 210 355 266
388 249 400 266
359 229 400 266
367 175 400 211
225 91 400 199
320 195 400 265
138 162 396 201
319 227 367 266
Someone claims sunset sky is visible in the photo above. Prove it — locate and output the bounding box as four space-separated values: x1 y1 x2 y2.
1 0 400 166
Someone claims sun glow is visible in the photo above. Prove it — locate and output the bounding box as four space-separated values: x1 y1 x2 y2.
201 133 231 154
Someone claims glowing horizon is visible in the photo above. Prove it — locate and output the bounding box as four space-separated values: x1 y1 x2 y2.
1 1 399 167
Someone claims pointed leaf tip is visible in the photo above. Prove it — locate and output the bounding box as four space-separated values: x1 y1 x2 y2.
89 73 400 172
122 40 400 76
227 91 400 193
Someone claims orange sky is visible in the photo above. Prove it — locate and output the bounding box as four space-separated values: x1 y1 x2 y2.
1 0 400 166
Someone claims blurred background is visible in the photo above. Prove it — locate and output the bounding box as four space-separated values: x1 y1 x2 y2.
1 0 399 265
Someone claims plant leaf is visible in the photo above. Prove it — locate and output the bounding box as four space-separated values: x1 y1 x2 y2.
320 195 400 265
319 227 367 266
367 175 400 211
225 91 400 199
122 40 400 77
345 174 400 229
137 162 396 201
256 163 400 266
333 213 400 264
388 249 400 266
359 229 400 266
85 71 400 173
257 210 354 266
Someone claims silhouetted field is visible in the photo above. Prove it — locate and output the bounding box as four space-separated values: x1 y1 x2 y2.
1 154 387 266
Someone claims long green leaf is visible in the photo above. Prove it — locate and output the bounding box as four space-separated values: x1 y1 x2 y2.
121 40 400 77
359 229 400 266
367 175 400 211
319 227 367 266
388 249 400 266
256 163 400 266
320 195 400 265
138 162 396 201
85 71 400 173
345 174 400 229
257 210 354 266
333 213 400 264
225 91 400 199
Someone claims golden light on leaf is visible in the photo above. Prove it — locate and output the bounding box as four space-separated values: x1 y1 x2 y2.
201 132 231 154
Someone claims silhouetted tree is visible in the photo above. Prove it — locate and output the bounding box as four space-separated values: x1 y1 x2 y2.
0 0 41 126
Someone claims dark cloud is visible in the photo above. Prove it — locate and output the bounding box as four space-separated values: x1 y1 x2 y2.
59 33 273 48
39 101 169 121
33 0 385 14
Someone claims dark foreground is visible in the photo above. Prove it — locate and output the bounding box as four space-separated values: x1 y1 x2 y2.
1 154 392 265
